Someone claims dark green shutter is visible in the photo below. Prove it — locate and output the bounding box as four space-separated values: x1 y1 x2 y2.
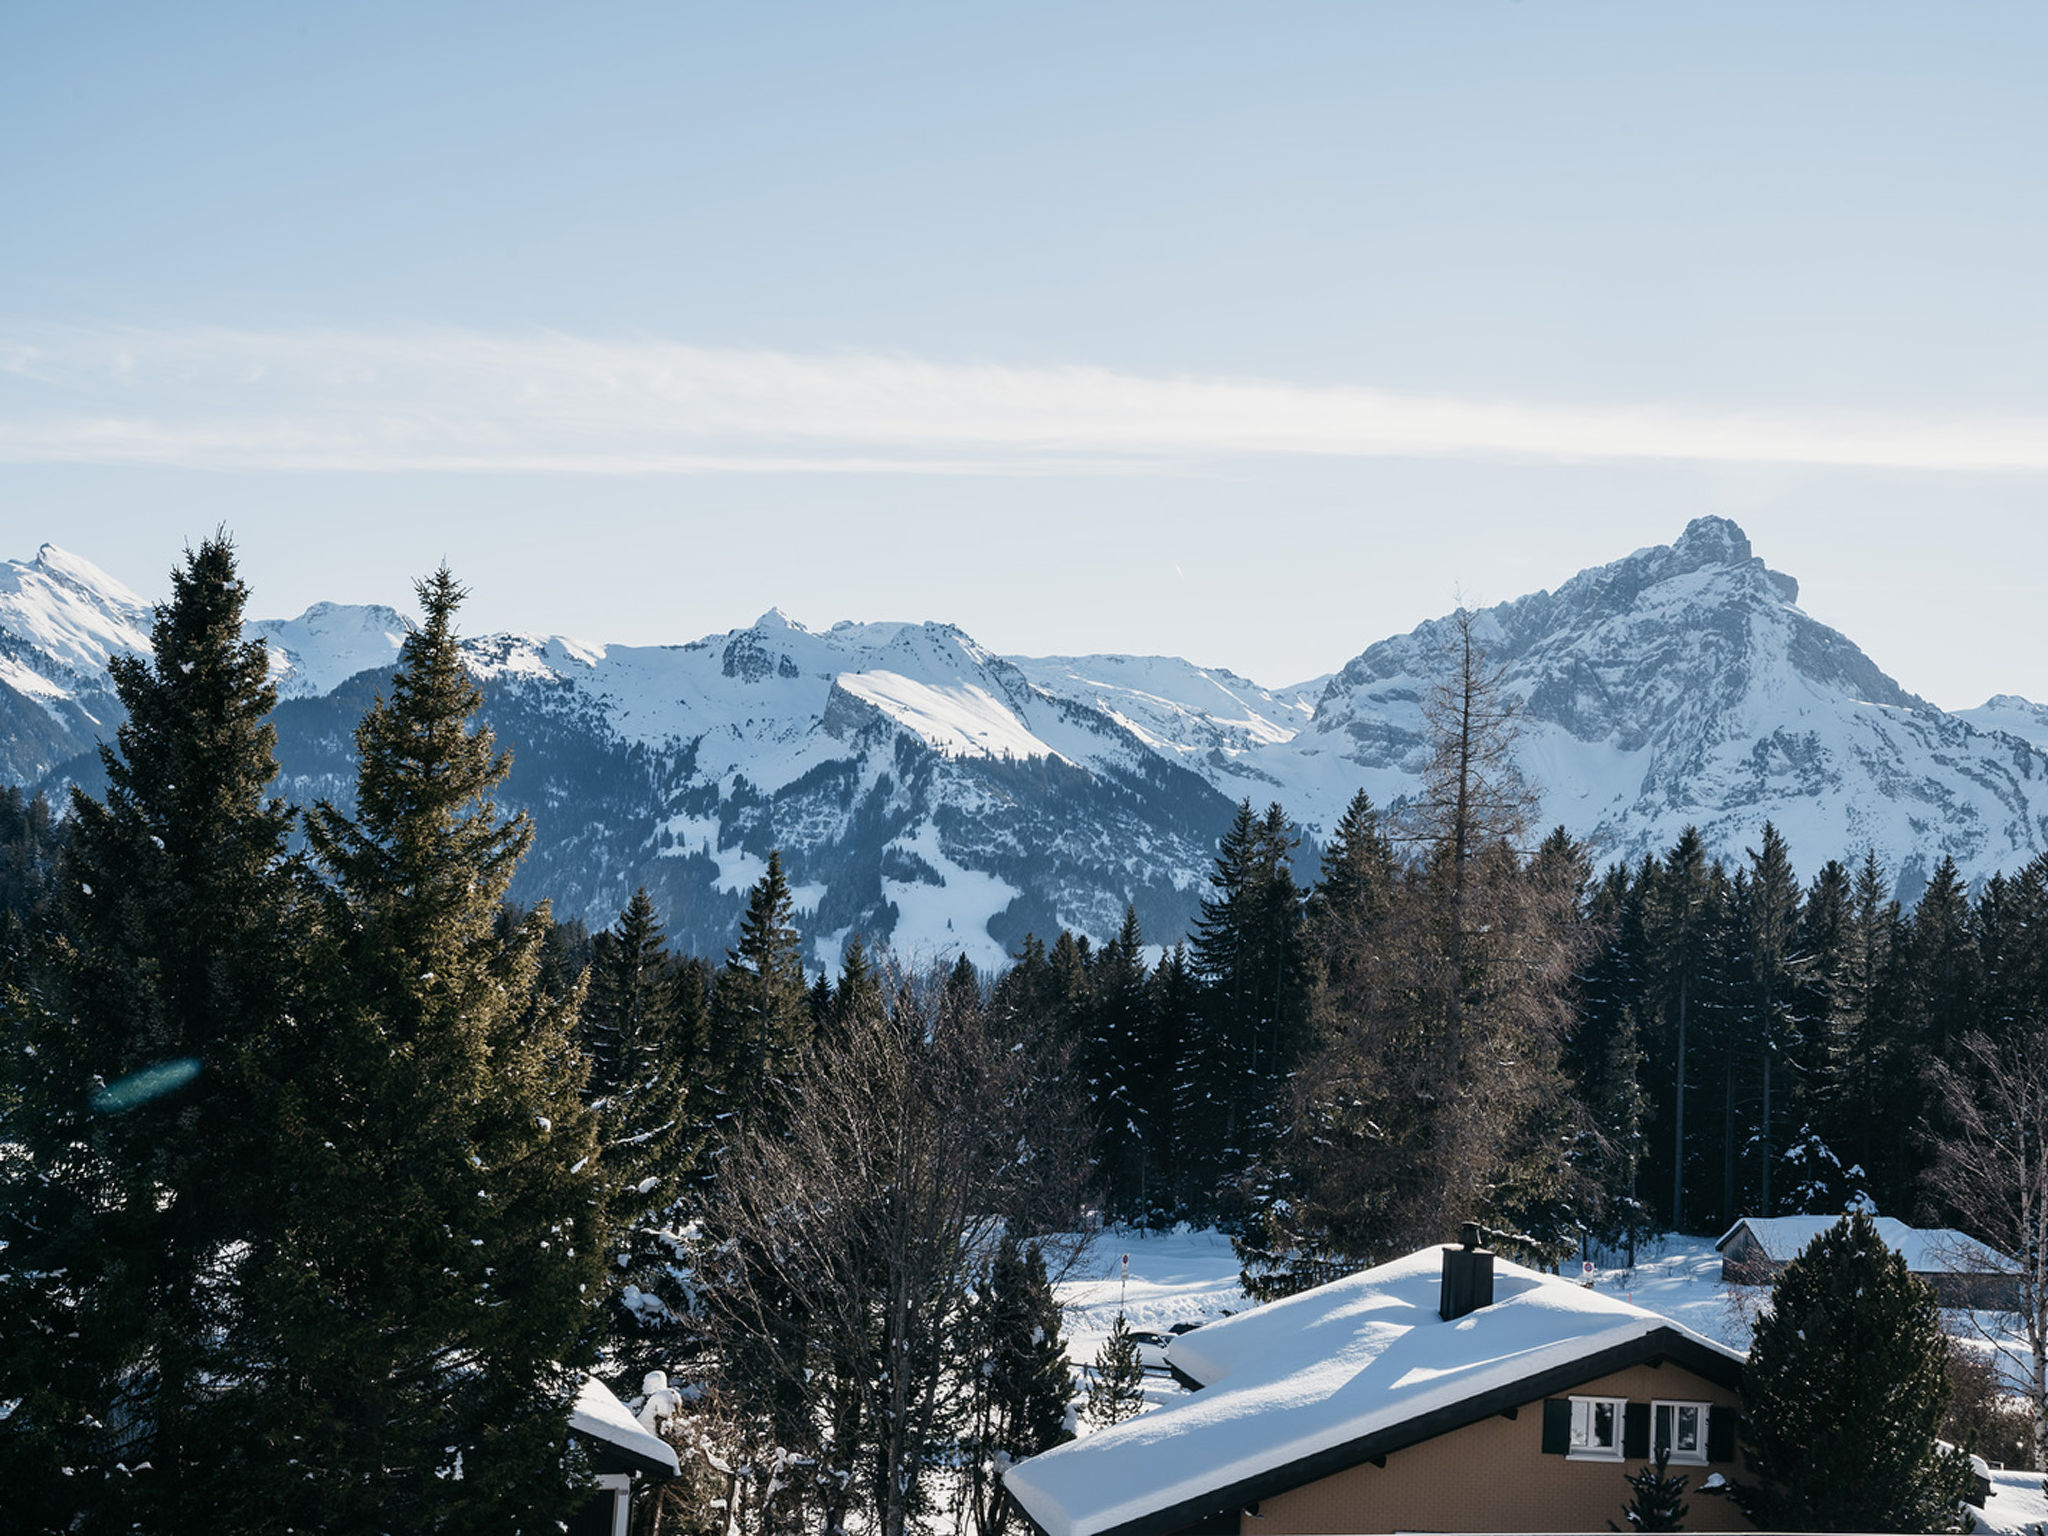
1623 1401 1651 1460
1706 1405 1735 1463
1541 1398 1572 1455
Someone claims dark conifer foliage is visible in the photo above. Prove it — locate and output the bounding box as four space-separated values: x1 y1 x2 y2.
1184 799 1309 1188
284 567 609 1532
963 1240 1072 1536
1739 1213 1971 1532
581 886 702 1375
708 849 813 1107
0 535 306 1534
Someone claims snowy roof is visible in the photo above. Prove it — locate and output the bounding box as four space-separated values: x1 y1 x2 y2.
1715 1215 2018 1274
570 1374 680 1478
1004 1247 1742 1536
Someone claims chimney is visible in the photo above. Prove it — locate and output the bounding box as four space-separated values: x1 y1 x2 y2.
1440 1223 1495 1321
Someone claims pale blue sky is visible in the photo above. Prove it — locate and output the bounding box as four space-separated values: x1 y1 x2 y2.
3 3 2045 706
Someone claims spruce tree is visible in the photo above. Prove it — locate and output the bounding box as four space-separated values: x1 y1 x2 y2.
1644 829 1713 1231
1085 1314 1146 1429
966 1241 1073 1536
1613 1445 1690 1532
1087 904 1156 1220
282 567 610 1532
581 887 699 1374
1744 824 1805 1213
707 849 812 1112
0 535 306 1534
1739 1212 1971 1532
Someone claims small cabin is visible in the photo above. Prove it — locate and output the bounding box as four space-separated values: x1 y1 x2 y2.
1716 1216 2020 1311
1004 1229 1753 1536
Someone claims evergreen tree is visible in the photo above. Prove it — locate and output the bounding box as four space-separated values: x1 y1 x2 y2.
1184 800 1307 1193
1739 1213 1971 1532
1744 824 1805 1213
1148 942 1199 1217
1643 829 1713 1231
832 932 887 1032
580 887 700 1374
0 535 306 1534
284 568 609 1532
1571 861 1653 1254
1085 1314 1146 1429
707 849 812 1115
1613 1445 1690 1532
964 1241 1073 1536
1087 904 1156 1220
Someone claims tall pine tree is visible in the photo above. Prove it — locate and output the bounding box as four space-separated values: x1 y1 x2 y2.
0 535 307 1534
281 567 610 1532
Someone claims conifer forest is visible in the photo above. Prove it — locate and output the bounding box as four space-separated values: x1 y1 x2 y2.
4 541 2046 1533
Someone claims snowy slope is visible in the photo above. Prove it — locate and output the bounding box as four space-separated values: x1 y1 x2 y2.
247 602 411 699
1008 654 1320 802
0 544 150 703
0 545 152 780
290 610 1244 965
1959 694 2048 754
1261 518 2048 894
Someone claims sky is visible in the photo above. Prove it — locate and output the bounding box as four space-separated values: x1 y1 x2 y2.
2 3 2045 707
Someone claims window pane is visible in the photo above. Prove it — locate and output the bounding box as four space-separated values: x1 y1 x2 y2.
1676 1406 1700 1451
1593 1401 1616 1447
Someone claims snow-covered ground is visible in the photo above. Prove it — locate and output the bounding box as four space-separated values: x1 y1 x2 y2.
1053 1225 2045 1502
1053 1227 1248 1412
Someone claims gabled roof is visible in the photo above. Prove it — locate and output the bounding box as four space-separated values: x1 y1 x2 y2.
570 1374 681 1479
1004 1248 1741 1536
1715 1215 2017 1275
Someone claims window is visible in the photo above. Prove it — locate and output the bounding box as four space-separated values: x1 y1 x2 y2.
1567 1395 1626 1460
1653 1400 1710 1466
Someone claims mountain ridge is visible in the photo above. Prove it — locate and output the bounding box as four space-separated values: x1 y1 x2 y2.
9 520 2045 962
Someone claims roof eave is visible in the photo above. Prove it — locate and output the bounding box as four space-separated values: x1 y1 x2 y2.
1019 1326 1742 1536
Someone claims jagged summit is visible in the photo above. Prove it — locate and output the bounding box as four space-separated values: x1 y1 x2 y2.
1281 519 2031 892
1668 514 1751 567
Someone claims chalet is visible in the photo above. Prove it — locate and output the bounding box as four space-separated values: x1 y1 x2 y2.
1715 1215 2020 1310
568 1373 681 1536
1004 1228 1750 1536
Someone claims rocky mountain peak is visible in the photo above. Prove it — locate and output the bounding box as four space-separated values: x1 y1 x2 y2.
1668 515 1753 569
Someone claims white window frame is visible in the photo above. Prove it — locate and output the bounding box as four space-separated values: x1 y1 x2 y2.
594 1471 632 1536
1566 1395 1627 1461
1652 1399 1710 1466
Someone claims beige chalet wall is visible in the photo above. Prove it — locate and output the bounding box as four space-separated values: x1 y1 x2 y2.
1241 1362 1751 1535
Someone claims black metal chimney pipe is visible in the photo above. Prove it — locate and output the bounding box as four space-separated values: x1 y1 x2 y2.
1440 1224 1495 1321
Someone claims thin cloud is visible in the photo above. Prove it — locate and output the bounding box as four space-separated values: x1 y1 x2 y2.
0 324 2044 475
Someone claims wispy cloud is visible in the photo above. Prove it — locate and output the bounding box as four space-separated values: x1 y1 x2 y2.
1 324 2044 475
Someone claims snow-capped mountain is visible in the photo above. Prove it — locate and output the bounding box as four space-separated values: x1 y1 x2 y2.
255 610 1240 967
0 544 150 782
250 601 410 699
1958 694 2048 754
9 518 2048 964
1259 517 2048 892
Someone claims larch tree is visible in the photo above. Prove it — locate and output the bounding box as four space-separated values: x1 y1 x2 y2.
0 535 308 1534
277 567 610 1532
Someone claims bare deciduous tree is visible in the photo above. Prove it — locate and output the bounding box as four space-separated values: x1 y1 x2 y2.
1930 1027 2048 1471
687 963 1088 1536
